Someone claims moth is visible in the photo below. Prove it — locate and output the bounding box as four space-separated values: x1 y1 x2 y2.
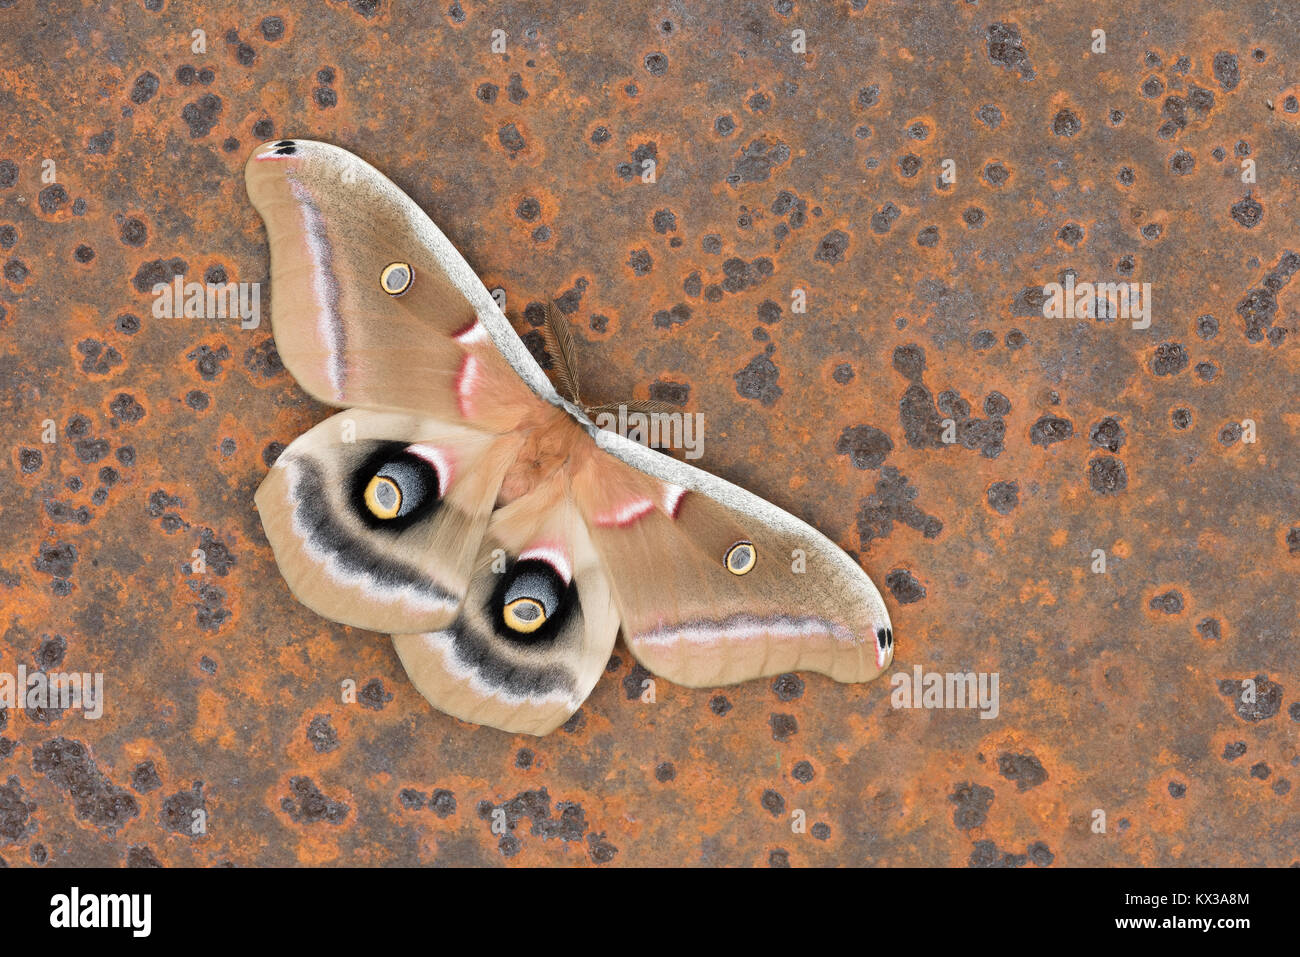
245 139 894 735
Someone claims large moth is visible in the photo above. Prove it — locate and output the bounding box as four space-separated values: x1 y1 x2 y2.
245 139 894 735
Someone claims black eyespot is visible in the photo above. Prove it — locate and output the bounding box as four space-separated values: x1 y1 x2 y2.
877 626 893 651
350 443 441 530
490 558 574 646
274 140 295 147
274 145 297 156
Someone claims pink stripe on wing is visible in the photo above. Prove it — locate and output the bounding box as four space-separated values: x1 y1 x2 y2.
662 483 688 519
593 496 655 528
406 444 455 492
517 543 573 584
452 317 488 344
455 354 480 419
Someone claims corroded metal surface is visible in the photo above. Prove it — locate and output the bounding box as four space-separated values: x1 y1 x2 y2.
1 2 1297 867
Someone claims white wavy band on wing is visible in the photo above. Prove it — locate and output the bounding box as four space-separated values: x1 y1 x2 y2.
632 614 857 648
285 457 458 617
414 630 587 709
288 177 347 402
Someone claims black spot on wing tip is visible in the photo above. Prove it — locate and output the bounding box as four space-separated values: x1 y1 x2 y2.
274 139 295 148
274 145 297 156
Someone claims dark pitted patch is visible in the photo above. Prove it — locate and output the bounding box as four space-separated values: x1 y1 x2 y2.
986 22 1034 79
835 424 893 470
998 751 1048 790
769 713 798 741
856 466 943 545
281 776 348 825
306 715 339 753
886 568 927 604
950 782 995 830
32 737 139 833
760 788 785 816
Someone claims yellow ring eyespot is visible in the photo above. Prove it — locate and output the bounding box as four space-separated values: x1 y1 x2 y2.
363 475 402 519
503 597 547 633
725 540 756 575
380 261 413 296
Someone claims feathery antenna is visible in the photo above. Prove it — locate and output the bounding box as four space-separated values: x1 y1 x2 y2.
541 299 582 406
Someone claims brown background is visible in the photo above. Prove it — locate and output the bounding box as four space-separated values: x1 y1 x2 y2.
0 0 1297 866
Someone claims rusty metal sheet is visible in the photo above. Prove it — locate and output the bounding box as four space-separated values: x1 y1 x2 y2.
0 1 1297 868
